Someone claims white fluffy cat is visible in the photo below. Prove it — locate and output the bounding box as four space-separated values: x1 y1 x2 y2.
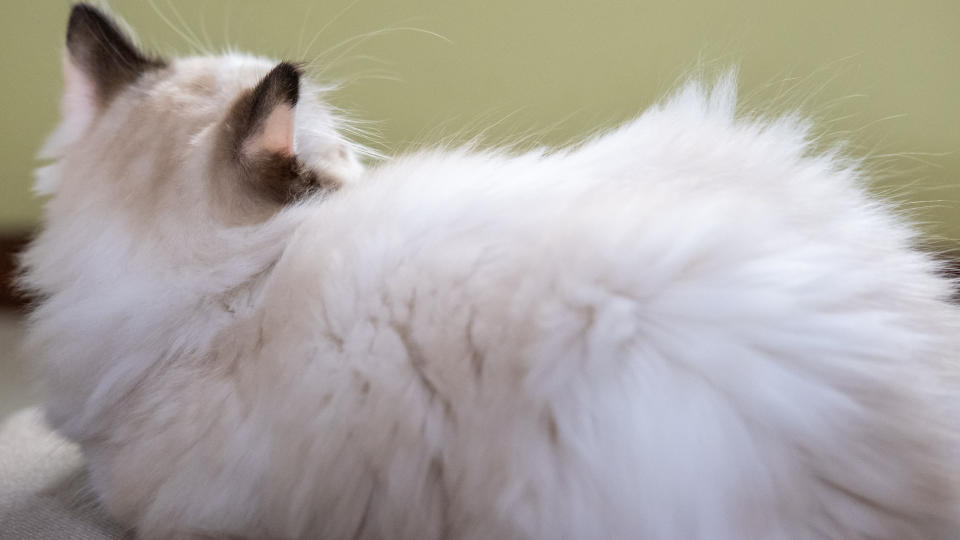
20 4 960 539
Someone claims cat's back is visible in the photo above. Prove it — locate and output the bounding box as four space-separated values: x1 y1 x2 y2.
250 80 960 539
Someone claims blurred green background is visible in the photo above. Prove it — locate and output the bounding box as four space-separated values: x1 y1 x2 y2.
1 1 958 240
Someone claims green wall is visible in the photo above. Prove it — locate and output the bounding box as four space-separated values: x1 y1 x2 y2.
2 1 958 240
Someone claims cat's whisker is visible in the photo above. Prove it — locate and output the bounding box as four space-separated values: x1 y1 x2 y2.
164 0 208 54
221 7 232 54
301 0 366 60
307 25 451 74
336 70 404 86
296 1 320 61
315 53 398 79
146 0 205 54
195 5 216 55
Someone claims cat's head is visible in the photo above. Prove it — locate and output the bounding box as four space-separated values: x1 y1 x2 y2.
37 3 362 233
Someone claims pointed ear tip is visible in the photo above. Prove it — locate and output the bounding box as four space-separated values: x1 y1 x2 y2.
67 3 116 47
269 62 303 105
64 3 167 103
68 3 105 30
275 61 302 74
70 3 101 16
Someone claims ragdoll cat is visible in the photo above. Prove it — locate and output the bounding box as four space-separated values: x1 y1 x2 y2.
19 4 960 539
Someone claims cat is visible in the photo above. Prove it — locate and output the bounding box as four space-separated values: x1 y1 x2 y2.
18 3 960 539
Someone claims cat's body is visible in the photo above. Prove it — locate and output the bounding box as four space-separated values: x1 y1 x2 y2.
19 5 960 539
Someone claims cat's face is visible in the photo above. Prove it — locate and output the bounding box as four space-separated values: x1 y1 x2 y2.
37 4 362 234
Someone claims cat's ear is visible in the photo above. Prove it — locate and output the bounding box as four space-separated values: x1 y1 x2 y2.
62 4 165 124
227 62 301 159
219 62 336 205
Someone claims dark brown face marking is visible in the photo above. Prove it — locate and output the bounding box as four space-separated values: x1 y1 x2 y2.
221 62 339 205
246 152 339 205
66 4 166 106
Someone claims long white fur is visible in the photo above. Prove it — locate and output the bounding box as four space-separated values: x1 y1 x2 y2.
21 47 960 540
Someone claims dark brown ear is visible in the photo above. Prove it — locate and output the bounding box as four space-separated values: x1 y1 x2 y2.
229 62 301 159
221 63 338 205
66 3 165 106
